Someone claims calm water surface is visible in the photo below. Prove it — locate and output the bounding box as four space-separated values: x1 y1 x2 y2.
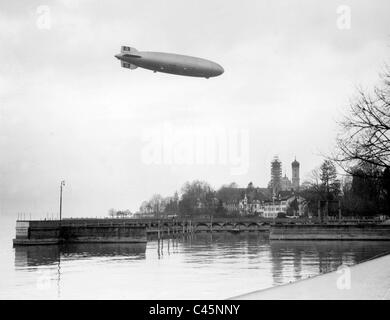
1 217 390 299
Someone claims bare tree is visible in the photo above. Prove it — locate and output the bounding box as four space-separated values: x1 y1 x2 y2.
108 208 116 218
306 167 322 193
335 66 390 171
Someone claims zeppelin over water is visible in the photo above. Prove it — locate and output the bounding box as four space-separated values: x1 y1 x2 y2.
115 46 224 78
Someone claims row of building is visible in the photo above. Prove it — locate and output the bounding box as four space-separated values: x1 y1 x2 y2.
220 188 306 218
136 157 306 219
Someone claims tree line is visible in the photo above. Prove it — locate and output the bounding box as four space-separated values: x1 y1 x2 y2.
332 66 390 216
302 66 390 217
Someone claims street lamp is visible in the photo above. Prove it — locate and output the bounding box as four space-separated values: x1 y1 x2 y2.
59 180 65 221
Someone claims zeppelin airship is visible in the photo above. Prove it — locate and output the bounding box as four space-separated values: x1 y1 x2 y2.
115 46 224 78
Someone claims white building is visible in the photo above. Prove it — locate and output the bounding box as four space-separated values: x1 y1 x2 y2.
261 196 306 219
262 200 288 218
239 195 264 216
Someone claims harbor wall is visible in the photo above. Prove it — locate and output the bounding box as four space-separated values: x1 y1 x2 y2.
270 224 390 240
61 225 146 243
13 220 147 246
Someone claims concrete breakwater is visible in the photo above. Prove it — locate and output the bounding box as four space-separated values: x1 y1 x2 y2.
13 217 271 245
13 219 147 246
15 218 390 245
270 223 390 240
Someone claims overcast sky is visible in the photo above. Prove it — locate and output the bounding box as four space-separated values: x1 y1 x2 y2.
1 0 389 218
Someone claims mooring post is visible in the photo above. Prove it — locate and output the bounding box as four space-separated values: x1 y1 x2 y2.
338 199 342 222
318 200 321 223
59 180 65 222
325 201 329 223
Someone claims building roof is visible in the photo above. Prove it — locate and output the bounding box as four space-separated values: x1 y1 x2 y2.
292 158 300 166
217 186 270 203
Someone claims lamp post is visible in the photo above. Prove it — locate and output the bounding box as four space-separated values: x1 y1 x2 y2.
59 180 65 221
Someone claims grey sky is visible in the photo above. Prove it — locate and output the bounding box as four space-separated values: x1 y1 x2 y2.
1 0 389 217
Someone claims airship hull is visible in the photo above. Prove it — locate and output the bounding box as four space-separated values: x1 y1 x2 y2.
115 47 224 78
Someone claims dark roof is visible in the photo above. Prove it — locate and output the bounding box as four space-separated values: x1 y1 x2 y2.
216 187 245 202
217 187 271 202
292 159 300 166
247 188 268 202
276 190 295 200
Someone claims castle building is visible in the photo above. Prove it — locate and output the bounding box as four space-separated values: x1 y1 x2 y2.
280 174 292 191
268 156 300 193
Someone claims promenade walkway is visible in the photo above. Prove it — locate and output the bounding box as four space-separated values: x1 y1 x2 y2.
231 252 390 300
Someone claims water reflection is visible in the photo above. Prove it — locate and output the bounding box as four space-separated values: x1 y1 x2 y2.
269 240 390 285
15 243 147 268
10 233 390 299
15 245 60 268
153 233 390 287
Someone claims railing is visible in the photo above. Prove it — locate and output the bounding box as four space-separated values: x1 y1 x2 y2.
16 214 387 225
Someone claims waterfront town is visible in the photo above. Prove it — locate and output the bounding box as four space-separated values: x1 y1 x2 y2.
110 154 390 222
134 156 307 219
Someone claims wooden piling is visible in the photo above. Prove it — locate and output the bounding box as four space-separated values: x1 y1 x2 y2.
338 200 342 222
318 201 321 223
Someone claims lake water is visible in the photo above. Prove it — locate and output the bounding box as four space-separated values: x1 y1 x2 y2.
1 216 390 299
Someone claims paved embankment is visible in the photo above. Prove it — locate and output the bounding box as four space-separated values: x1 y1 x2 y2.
230 253 390 300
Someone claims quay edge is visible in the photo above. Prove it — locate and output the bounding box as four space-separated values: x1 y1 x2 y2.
13 220 147 246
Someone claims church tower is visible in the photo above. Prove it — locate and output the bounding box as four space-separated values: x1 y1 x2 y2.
291 158 300 192
270 156 282 194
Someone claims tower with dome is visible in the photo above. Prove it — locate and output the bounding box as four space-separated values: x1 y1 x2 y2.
291 158 300 192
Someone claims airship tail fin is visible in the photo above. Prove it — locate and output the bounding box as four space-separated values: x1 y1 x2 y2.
121 61 138 70
121 46 138 54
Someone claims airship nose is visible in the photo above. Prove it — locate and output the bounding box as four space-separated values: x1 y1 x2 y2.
217 65 224 75
214 64 224 76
